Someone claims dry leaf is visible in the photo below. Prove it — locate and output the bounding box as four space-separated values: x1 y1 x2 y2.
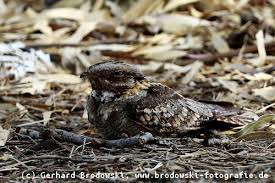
105 1 123 18
138 61 192 73
134 45 172 55
16 103 28 117
64 22 96 43
0 126 10 147
163 0 199 12
88 44 135 52
51 0 85 8
13 78 48 95
11 74 81 95
217 78 239 93
133 44 187 61
82 108 88 119
241 72 273 81
253 86 275 101
189 5 203 18
254 30 267 66
36 74 82 84
211 34 230 53
134 46 186 61
43 111 53 126
256 103 275 113
33 27 72 44
142 33 175 45
181 61 203 84
41 8 88 21
33 18 52 35
175 36 203 49
157 14 210 34
0 154 12 161
0 0 7 16
145 50 186 61
122 0 163 22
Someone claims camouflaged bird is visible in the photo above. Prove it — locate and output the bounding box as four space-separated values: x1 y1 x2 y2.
81 61 249 139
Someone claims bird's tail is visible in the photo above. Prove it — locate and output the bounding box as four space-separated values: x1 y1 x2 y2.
207 103 257 126
216 115 255 126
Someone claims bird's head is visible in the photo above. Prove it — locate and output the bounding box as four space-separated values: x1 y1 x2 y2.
80 61 148 94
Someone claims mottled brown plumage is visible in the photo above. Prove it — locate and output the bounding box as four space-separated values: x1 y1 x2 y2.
81 61 249 139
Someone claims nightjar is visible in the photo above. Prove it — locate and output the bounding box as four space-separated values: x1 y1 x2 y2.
81 61 249 139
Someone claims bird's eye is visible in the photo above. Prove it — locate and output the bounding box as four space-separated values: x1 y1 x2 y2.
113 71 124 77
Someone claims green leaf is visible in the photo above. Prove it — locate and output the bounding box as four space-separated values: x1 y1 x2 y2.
235 114 275 138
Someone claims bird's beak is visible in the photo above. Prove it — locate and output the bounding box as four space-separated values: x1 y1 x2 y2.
80 72 87 79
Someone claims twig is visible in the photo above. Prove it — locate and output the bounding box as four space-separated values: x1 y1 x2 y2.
26 40 275 63
184 41 275 62
0 96 82 110
0 155 96 168
17 127 155 148
25 39 138 49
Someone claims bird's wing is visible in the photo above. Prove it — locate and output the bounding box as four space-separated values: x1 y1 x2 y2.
127 83 218 134
127 83 250 135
